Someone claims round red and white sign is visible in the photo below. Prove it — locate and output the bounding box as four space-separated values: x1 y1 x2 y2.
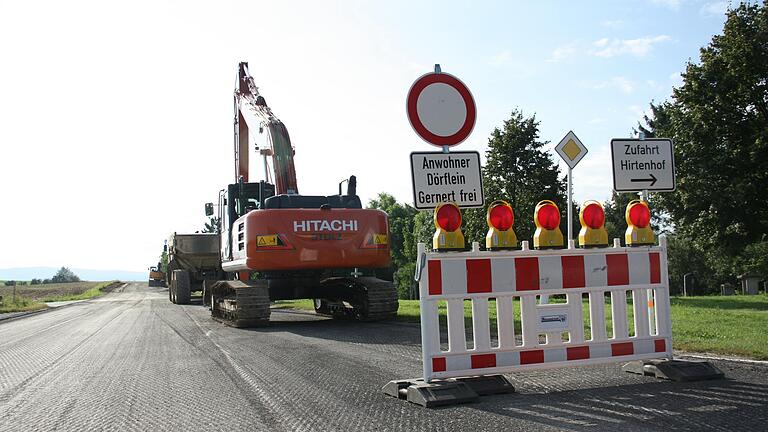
407 71 476 147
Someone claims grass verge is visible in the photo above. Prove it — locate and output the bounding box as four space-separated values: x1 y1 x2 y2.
274 293 768 360
39 281 119 302
0 296 47 313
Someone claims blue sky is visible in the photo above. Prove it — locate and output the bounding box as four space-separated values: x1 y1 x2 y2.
0 0 733 272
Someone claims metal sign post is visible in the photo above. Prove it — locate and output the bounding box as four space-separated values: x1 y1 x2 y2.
407 65 478 209
554 131 588 248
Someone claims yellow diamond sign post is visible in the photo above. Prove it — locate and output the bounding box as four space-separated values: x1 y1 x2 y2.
554 130 588 249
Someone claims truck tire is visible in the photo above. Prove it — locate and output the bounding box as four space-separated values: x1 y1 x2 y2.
203 280 215 308
169 275 177 303
174 270 192 305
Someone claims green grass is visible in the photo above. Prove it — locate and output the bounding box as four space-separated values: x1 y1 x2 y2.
275 293 768 360
39 281 118 302
0 296 47 313
669 294 768 360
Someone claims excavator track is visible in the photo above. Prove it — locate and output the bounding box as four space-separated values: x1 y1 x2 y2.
210 280 270 327
316 277 398 321
355 277 399 321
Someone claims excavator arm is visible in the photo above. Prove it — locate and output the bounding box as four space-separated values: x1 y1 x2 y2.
234 62 299 195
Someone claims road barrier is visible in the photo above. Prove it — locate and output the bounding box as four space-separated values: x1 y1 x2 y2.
416 237 672 382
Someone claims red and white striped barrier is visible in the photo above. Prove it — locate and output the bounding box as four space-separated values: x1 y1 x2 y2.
416 236 672 381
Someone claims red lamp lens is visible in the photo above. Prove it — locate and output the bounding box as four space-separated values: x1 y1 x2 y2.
583 203 605 229
537 204 560 230
489 204 514 231
629 203 651 228
436 204 462 232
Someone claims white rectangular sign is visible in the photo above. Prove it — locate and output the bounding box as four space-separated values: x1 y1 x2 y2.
611 138 676 192
410 151 484 209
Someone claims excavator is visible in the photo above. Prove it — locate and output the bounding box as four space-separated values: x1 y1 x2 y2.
205 62 398 327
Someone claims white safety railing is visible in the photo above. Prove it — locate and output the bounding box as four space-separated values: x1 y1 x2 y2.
416 236 672 382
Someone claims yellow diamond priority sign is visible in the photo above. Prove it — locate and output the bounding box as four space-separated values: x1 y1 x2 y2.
555 131 588 169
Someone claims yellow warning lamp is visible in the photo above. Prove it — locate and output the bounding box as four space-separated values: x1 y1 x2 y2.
486 200 518 250
625 200 654 246
578 200 608 248
433 202 465 251
533 200 564 249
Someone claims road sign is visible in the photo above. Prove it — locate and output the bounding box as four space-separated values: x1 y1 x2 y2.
410 151 483 209
554 131 588 169
407 70 476 147
611 138 676 192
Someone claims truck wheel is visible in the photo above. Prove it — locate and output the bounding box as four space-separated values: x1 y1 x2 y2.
203 280 214 308
174 270 192 305
169 276 177 303
314 299 330 315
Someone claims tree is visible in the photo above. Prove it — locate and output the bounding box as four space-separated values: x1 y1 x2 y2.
466 109 568 244
640 2 768 284
202 217 221 234
51 267 80 283
30 279 42 285
368 193 417 299
159 249 169 274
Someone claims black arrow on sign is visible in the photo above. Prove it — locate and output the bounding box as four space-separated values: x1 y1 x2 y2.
631 173 658 186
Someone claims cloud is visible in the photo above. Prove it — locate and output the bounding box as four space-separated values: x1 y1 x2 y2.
590 35 671 58
669 72 684 87
593 76 636 94
651 0 683 10
600 20 624 29
628 104 650 121
490 50 512 66
646 79 663 90
701 1 729 16
546 43 577 63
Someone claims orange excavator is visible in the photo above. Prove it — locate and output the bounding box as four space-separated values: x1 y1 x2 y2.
205 62 398 327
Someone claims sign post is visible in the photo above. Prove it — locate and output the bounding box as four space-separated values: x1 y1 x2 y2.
611 133 675 325
407 65 478 209
554 131 588 248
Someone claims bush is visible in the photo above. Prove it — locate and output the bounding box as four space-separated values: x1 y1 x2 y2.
51 267 80 283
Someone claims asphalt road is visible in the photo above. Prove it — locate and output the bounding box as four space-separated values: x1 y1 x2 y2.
1 282 766 431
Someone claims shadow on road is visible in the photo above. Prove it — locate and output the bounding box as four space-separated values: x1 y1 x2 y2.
472 377 768 431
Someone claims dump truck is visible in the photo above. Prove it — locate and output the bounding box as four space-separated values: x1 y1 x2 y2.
166 233 224 304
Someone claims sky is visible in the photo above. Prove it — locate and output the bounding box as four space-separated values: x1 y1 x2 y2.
0 0 733 273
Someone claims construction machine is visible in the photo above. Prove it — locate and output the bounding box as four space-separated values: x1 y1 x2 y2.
148 264 166 287
166 233 224 304
204 62 398 327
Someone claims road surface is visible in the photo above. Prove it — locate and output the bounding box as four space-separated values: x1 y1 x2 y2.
1 282 766 431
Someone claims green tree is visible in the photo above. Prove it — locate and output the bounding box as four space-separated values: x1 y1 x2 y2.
368 193 417 299
51 267 80 283
640 2 768 285
469 109 568 244
159 249 169 274
202 217 221 234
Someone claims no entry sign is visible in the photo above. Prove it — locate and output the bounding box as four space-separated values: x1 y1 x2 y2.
406 70 476 147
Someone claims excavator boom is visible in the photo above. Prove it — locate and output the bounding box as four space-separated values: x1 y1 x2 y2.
234 62 299 195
